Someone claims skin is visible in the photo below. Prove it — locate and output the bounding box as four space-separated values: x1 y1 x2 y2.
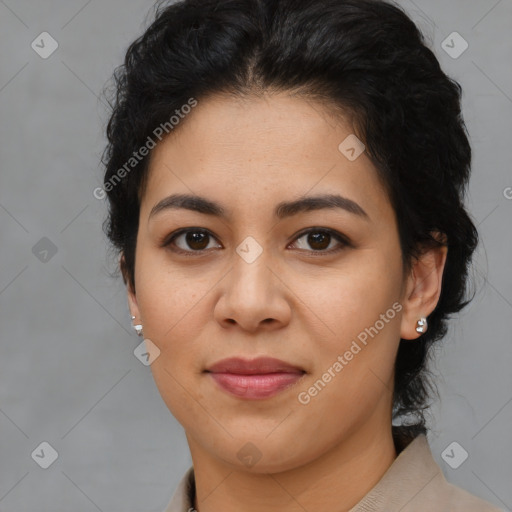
124 92 448 512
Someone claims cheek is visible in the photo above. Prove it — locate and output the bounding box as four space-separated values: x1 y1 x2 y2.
134 257 216 398
291 275 401 440
292 251 403 408
136 255 211 341
294 249 402 345
136 267 213 426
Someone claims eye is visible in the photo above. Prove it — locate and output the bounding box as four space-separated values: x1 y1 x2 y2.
288 228 350 255
162 228 221 255
162 227 350 256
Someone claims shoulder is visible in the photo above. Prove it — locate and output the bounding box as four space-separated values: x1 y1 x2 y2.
402 434 503 511
350 433 504 512
434 479 504 511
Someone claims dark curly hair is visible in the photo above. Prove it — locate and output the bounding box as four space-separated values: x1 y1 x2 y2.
100 0 479 443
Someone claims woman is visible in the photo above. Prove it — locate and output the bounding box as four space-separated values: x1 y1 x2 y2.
100 0 502 510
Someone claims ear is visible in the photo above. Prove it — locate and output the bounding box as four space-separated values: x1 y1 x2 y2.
400 232 448 340
120 253 140 321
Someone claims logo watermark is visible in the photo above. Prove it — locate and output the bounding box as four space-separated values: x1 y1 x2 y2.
297 301 403 405
94 97 198 200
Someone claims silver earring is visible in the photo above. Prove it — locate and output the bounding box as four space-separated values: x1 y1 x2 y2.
131 316 143 337
416 317 427 334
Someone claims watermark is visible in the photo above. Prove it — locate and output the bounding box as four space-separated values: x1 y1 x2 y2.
134 338 161 366
441 441 468 469
297 301 402 405
31 441 58 469
236 236 264 264
441 32 468 60
237 442 263 468
503 187 512 200
32 236 58 263
93 97 198 200
338 134 365 161
31 32 59 59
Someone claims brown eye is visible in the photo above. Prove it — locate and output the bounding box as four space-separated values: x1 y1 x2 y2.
182 231 210 250
306 232 330 250
163 227 350 256
164 229 221 254
290 228 349 254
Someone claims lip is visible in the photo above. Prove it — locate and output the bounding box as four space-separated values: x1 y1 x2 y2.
205 357 306 400
206 356 304 374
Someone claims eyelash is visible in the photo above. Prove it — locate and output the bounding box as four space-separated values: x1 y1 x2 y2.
161 227 351 257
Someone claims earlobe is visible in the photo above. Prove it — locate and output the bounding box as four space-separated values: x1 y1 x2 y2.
399 234 448 340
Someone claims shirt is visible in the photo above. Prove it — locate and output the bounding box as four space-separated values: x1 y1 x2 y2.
162 433 504 511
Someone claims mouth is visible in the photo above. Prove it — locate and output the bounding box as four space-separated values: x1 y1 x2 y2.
205 356 305 374
204 356 306 400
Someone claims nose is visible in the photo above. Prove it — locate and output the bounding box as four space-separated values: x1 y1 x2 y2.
213 246 292 333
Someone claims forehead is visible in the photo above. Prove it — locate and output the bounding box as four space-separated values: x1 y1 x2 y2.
140 92 394 226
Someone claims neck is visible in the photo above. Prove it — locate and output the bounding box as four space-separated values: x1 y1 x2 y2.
187 417 398 512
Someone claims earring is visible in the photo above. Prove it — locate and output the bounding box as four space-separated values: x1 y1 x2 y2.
131 315 143 337
416 317 428 334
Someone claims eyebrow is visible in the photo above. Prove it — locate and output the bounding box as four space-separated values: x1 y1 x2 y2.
148 193 370 222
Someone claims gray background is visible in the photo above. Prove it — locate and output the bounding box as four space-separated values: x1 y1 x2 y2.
0 0 511 511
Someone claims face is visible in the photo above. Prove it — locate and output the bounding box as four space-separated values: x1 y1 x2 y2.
126 92 446 472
